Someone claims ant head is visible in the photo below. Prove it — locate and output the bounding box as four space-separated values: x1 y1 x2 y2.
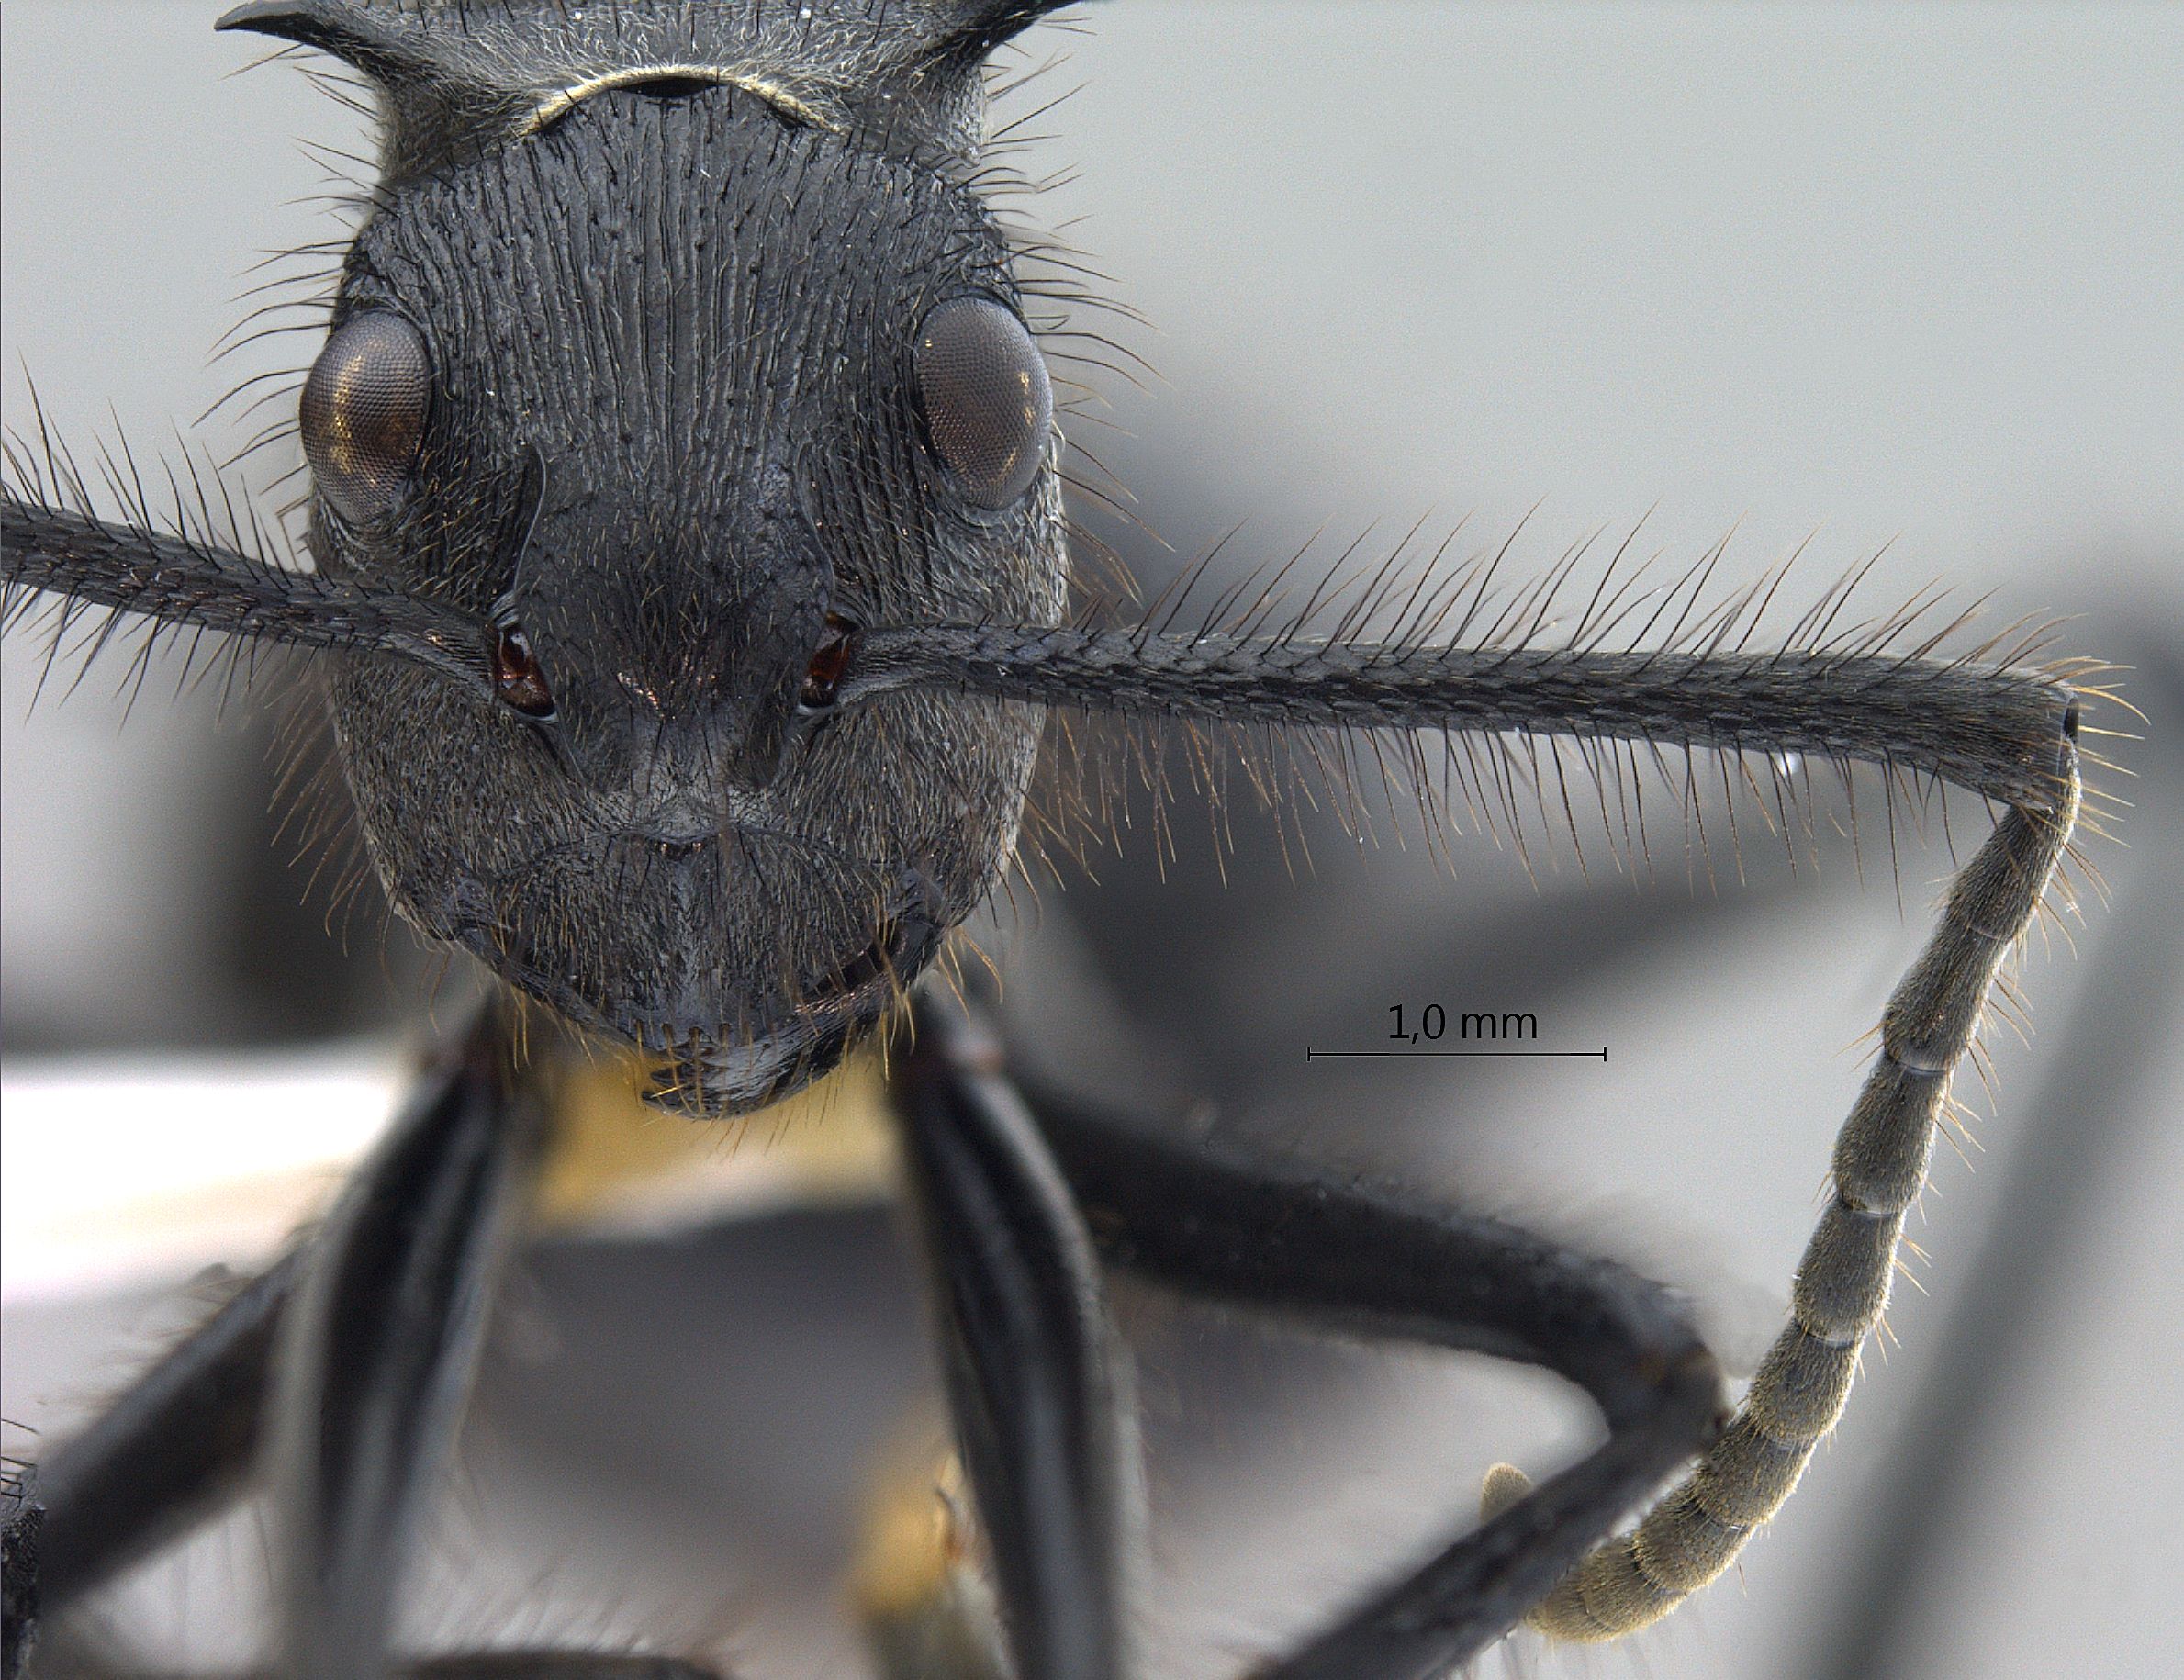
226 1 1074 1111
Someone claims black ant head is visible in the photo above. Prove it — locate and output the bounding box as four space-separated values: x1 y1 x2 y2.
223 0 1075 1111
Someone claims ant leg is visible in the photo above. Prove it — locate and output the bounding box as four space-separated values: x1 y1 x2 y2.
15 1639 732 1680
892 992 1140 1680
3 1473 37 1680
11 1249 297 1641
266 1000 547 1679
1019 1077 1727 1680
2 1004 543 1677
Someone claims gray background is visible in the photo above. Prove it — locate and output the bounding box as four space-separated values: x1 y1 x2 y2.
5 4 2182 1677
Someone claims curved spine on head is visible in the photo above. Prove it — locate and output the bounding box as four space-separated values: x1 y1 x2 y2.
217 0 1087 179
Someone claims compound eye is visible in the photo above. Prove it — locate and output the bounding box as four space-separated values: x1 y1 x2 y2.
300 312 431 527
913 296 1051 510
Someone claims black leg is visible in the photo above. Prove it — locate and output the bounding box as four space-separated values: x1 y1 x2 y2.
12 1007 896 1679
7 1639 730 1680
891 991 1140 1680
266 1000 546 1680
3 1003 548 1677
1018 1076 1727 1680
27 1251 298 1620
2 1470 38 1680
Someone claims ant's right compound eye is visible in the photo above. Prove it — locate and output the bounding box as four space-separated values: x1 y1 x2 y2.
300 312 431 527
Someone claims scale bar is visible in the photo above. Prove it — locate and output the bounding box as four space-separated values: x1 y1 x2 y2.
1306 1047 1608 1061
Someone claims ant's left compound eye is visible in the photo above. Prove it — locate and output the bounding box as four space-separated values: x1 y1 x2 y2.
300 311 431 527
913 297 1052 510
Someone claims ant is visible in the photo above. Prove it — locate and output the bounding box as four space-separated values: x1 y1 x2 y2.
0 4 2110 1676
